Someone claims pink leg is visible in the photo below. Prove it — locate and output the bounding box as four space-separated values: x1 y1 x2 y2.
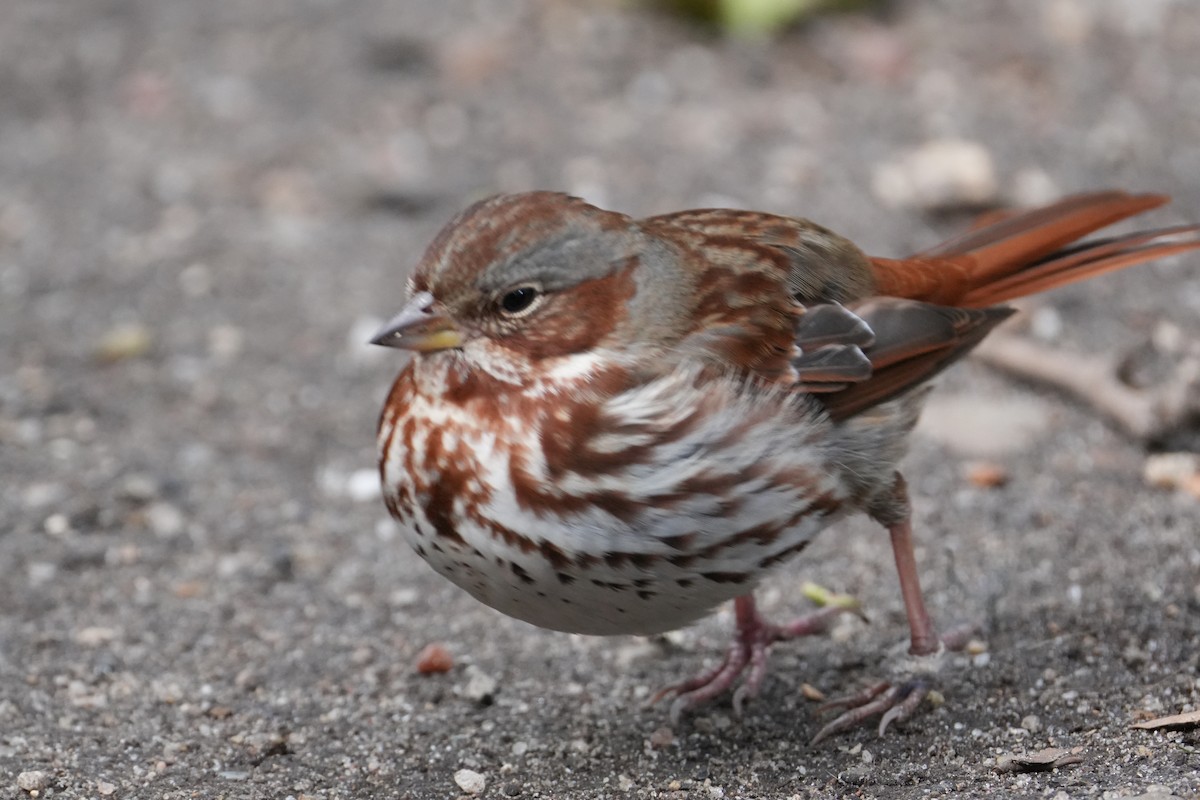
651 593 856 723
890 515 939 656
811 474 976 743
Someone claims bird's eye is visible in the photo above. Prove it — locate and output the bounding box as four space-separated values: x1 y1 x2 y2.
498 285 542 317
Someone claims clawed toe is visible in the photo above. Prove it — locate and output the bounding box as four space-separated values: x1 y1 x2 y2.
811 679 931 744
808 625 975 744
650 592 860 722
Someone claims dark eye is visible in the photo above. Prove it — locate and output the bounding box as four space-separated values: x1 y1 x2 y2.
499 285 541 317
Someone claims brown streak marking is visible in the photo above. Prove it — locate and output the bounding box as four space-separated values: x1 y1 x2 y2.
590 579 626 590
422 431 477 551
702 571 749 584
539 540 570 570
661 533 696 551
382 492 402 519
510 562 534 585
758 539 810 570
479 517 536 555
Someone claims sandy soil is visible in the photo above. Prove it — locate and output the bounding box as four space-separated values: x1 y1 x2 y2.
2 1 1198 798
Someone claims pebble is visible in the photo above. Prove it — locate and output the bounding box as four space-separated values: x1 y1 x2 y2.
17 771 49 792
872 138 999 211
1121 789 1184 800
145 502 185 537
454 768 486 795
345 469 381 503
95 322 153 363
1021 714 1042 733
96 781 117 795
648 726 674 749
415 643 454 675
317 465 382 502
1143 453 1200 498
800 682 826 702
43 513 71 536
459 665 498 703
120 473 160 503
965 461 1009 489
73 626 119 647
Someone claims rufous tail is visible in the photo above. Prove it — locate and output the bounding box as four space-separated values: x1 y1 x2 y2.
869 192 1200 307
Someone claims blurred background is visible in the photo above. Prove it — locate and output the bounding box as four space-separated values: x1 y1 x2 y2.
2 1 1198 797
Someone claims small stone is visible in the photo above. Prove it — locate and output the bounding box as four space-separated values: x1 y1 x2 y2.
17 771 50 792
872 138 998 211
145 502 185 537
460 665 497 703
1144 453 1200 496
43 513 71 536
389 587 419 607
120 473 160 502
648 726 674 749
454 768 486 795
800 682 826 702
1020 714 1041 733
96 781 117 795
416 643 453 674
345 469 381 503
95 322 153 363
965 462 1009 489
74 626 119 647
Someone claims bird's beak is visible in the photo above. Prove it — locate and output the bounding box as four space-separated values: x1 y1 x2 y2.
369 291 464 352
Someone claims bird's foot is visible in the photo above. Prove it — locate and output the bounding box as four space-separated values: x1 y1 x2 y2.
650 587 862 724
810 623 978 744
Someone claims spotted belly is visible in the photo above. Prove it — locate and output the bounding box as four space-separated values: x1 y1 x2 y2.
375 357 908 635
383 486 843 636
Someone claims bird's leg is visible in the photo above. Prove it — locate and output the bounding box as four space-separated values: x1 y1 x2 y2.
651 592 858 724
973 332 1200 444
811 473 976 744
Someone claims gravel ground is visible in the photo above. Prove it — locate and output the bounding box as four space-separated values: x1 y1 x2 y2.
2 1 1199 798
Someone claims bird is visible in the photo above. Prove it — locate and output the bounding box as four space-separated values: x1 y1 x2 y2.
371 189 1200 741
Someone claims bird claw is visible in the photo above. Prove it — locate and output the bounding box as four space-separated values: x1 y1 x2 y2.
650 594 859 722
652 623 763 724
809 627 973 744
811 679 932 744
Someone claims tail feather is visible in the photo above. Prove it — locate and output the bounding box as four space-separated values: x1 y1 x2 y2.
962 224 1200 305
868 191 1200 308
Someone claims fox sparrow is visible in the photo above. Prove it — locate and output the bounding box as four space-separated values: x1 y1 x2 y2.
372 190 1200 741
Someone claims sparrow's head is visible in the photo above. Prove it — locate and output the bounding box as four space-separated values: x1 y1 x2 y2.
371 192 694 381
